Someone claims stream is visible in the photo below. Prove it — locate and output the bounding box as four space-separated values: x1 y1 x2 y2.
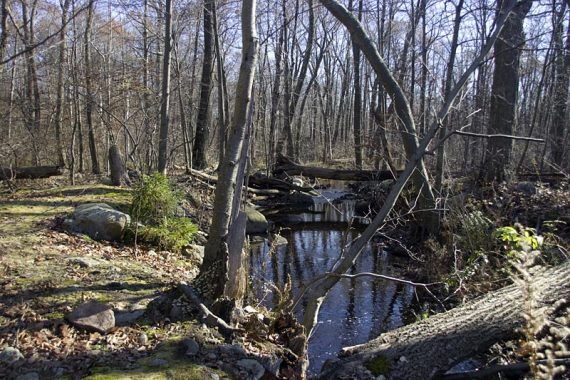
249 190 417 375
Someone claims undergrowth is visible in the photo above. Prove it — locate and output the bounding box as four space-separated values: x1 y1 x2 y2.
129 173 197 252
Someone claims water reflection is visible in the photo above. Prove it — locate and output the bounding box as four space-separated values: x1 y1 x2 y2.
249 195 415 375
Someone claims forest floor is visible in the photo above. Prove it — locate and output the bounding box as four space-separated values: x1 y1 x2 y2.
0 173 569 379
0 179 239 379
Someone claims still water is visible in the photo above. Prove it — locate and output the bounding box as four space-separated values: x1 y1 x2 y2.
250 191 416 375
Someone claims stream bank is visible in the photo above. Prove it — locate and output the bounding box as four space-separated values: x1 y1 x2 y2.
250 188 418 375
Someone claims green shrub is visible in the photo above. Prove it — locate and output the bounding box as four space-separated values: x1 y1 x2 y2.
131 173 179 225
137 217 198 252
129 173 198 252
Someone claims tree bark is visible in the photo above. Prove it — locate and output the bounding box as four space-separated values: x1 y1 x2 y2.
0 166 63 180
192 0 215 170
193 0 259 303
157 0 173 174
108 144 126 186
317 261 570 380
550 9 570 167
84 0 100 174
55 0 71 168
351 0 364 169
435 0 463 193
482 0 532 182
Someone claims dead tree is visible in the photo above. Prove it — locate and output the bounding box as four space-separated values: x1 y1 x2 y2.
317 261 570 379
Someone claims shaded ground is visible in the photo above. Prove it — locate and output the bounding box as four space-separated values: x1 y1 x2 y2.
0 182 226 379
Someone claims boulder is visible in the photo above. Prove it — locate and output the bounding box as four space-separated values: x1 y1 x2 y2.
182 338 200 357
0 347 24 364
68 203 130 241
236 358 265 380
516 181 538 195
66 301 115 334
245 206 268 234
181 244 205 264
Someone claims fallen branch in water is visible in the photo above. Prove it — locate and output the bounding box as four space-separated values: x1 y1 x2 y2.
291 271 436 311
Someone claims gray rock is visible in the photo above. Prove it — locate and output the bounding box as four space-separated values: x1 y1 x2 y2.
138 332 149 346
236 359 265 380
257 355 283 376
149 358 168 367
206 352 218 361
15 373 39 380
181 244 205 264
67 256 104 268
182 338 200 357
114 309 145 326
194 231 208 245
66 301 115 333
69 203 130 241
0 347 24 364
245 206 268 234
516 181 538 195
218 344 247 357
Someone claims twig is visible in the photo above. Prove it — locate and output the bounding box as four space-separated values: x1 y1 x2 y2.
291 271 436 311
451 130 545 142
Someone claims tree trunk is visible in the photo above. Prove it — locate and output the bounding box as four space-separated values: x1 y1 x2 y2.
193 0 259 303
84 0 100 174
213 2 228 164
435 0 463 193
267 8 284 171
317 261 570 380
482 0 532 182
550 10 570 167
351 0 364 169
55 0 71 168
108 144 126 186
157 0 172 174
192 0 215 170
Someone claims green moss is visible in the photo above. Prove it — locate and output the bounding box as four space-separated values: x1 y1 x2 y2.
130 217 198 253
85 338 227 380
365 355 391 376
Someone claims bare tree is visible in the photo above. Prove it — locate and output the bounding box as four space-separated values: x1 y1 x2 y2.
483 0 532 182
192 0 215 170
54 0 71 168
84 0 100 174
157 0 173 174
550 7 570 167
194 0 259 303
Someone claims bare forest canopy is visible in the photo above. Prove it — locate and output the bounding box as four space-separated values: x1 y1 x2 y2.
0 0 566 177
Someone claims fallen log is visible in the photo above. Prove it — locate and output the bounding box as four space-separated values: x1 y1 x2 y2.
317 261 570 380
184 168 316 195
0 165 63 180
273 154 397 181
